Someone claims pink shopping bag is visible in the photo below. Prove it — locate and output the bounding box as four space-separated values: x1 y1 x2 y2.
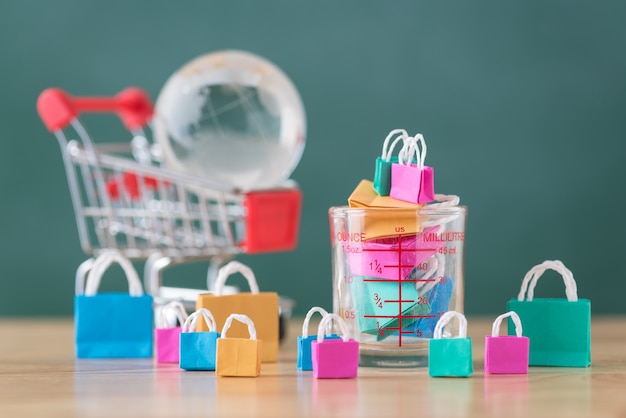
312 313 359 379
155 301 189 364
347 226 445 281
484 311 529 374
390 133 435 204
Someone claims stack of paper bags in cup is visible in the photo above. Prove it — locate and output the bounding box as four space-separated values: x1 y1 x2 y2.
346 129 457 340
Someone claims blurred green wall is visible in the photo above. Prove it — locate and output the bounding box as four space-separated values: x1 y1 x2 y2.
1 1 625 316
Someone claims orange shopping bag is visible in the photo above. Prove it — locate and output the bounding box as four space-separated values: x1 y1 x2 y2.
216 314 262 377
196 261 279 362
348 179 423 239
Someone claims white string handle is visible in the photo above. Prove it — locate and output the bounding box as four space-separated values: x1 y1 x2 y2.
221 314 257 340
82 251 143 297
491 311 523 337
527 260 576 300
317 313 351 343
182 308 217 333
213 261 260 296
157 301 189 329
433 311 468 339
302 307 332 338
517 260 578 302
398 133 427 168
428 194 461 208
380 129 408 161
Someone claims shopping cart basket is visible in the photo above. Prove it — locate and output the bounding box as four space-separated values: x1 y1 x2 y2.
36 87 302 311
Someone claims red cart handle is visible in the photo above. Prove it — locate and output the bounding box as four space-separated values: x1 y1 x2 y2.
37 87 154 132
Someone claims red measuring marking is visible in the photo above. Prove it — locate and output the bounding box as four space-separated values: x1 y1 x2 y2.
364 314 436 319
362 248 437 253
360 234 436 346
363 278 435 283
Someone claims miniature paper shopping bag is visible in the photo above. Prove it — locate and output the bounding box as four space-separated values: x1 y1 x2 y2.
196 261 279 363
297 307 340 371
155 301 188 363
390 134 435 204
506 260 591 367
179 308 220 371
373 129 408 196
484 311 529 374
311 313 359 379
74 251 153 358
216 314 262 377
428 311 473 377
347 180 422 240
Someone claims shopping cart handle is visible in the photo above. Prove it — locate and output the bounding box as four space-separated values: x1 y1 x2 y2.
37 87 154 132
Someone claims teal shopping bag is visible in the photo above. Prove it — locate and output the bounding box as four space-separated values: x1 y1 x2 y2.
507 260 591 367
75 251 153 359
179 308 220 371
428 311 473 377
352 276 430 341
373 129 408 196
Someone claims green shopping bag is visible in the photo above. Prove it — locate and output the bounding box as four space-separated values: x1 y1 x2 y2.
428 311 473 377
373 129 408 196
507 260 591 367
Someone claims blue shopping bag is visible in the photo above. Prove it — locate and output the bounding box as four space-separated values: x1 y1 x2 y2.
297 307 340 371
75 251 153 358
179 308 220 371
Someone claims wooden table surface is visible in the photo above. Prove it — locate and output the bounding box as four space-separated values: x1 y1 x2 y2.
1 316 625 418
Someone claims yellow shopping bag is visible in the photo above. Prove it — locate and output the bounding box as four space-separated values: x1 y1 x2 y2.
196 261 279 363
216 314 262 377
348 179 423 239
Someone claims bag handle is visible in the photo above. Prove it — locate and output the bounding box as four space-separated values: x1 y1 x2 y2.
517 260 578 302
491 311 523 337
213 261 260 296
302 306 333 338
429 194 461 208
81 251 143 297
182 308 217 333
398 133 427 168
433 311 468 339
317 313 351 343
221 314 257 340
157 301 189 329
380 129 408 162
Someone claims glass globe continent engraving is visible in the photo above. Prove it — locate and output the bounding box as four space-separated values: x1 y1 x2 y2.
154 50 306 191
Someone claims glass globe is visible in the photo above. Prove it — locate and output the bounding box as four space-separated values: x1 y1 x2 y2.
153 50 306 191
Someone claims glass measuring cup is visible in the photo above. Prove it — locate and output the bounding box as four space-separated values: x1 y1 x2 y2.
328 203 467 367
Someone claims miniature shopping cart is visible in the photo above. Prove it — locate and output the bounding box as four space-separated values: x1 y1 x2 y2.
36 87 302 312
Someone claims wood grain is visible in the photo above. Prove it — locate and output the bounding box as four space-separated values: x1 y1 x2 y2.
0 317 625 417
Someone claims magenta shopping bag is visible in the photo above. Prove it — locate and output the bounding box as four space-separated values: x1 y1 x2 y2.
155 301 189 364
311 313 359 379
390 134 435 204
484 311 529 374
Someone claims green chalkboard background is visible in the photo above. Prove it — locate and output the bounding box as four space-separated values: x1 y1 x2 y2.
1 1 625 316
